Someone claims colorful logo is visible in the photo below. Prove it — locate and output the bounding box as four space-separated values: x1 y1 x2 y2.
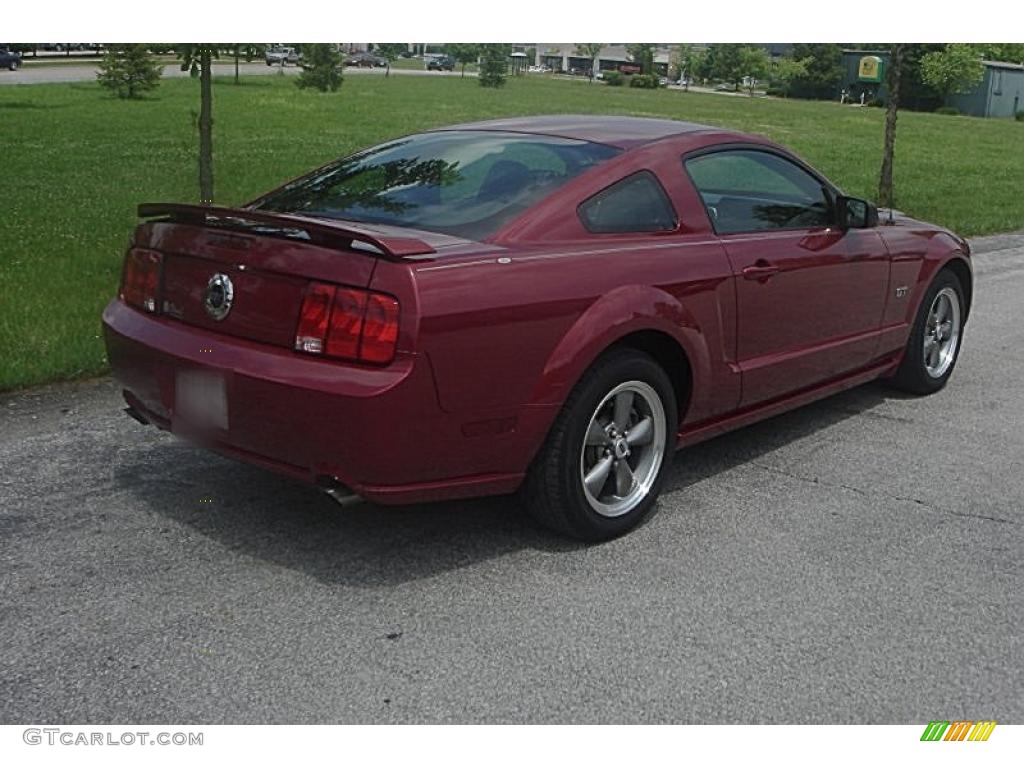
920 721 997 741
858 55 884 83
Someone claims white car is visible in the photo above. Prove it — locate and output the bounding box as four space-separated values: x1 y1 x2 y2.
265 47 299 66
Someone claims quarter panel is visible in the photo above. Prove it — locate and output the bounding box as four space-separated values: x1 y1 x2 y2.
416 235 738 429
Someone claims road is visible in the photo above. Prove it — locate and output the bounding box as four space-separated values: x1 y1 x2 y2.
1 233 1022 724
0 62 463 86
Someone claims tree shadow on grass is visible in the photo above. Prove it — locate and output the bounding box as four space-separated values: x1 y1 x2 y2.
114 381 906 588
210 77 275 88
0 100 69 110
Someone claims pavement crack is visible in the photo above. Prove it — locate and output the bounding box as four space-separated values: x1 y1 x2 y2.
748 461 1019 527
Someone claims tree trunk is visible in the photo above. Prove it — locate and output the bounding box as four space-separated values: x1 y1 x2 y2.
234 47 239 85
386 62 390 78
199 49 214 205
877 44 903 213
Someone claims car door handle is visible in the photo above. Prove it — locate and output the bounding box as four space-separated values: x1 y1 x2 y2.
742 261 780 281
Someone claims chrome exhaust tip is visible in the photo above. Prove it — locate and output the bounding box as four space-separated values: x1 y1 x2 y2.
317 478 364 508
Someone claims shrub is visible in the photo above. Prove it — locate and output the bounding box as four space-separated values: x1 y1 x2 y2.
935 106 961 116
296 44 343 92
602 71 623 86
628 73 661 89
1015 111 1024 122
478 44 511 88
96 45 162 99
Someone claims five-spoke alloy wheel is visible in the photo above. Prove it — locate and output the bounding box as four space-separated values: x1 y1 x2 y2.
580 381 667 518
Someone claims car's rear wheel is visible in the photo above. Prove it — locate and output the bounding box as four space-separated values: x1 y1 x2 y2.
10 61 19 71
522 348 677 541
889 269 965 394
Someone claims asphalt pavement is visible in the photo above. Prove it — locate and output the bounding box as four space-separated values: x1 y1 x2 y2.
1 233 1022 723
0 62 461 86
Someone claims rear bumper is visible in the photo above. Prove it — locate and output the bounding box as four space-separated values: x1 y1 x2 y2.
102 300 546 504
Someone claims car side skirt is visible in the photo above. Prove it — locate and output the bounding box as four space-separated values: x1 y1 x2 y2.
677 356 900 450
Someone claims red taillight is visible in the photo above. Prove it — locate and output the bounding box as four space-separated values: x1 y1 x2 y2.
325 289 368 359
295 282 400 365
120 248 162 313
360 293 400 363
295 283 335 354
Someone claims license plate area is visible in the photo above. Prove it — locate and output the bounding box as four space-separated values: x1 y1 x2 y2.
174 369 229 432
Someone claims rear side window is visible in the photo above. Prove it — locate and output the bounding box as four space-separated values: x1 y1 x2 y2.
578 171 677 234
684 149 834 234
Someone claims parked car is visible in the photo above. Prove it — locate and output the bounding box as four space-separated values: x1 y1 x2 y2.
0 47 22 71
265 47 299 66
103 115 972 541
618 63 641 75
426 55 455 71
345 51 386 68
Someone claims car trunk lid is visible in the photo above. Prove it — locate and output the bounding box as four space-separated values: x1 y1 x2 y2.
134 203 438 350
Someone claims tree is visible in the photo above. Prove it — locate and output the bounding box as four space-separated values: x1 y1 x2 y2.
878 44 904 215
178 45 220 205
670 46 704 90
478 44 510 88
788 43 842 99
228 44 265 85
296 44 344 92
626 43 656 75
705 44 744 89
737 46 771 95
975 43 1024 63
375 43 405 77
577 43 603 81
920 44 984 106
445 43 480 78
771 56 809 98
96 44 162 99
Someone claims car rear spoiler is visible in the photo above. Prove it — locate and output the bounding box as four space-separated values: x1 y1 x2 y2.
137 203 437 259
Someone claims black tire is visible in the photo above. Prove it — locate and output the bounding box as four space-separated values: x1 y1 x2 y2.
888 268 966 395
522 348 677 541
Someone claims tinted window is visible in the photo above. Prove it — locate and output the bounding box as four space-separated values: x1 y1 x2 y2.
684 150 834 234
252 131 620 240
578 171 677 234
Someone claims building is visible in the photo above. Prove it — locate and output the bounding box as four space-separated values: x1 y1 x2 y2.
839 49 1024 117
951 61 1024 118
532 44 671 76
839 49 890 104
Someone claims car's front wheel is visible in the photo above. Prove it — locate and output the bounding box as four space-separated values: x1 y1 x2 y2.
523 348 677 541
889 268 966 394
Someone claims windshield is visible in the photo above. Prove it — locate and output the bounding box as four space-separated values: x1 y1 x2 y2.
251 130 621 240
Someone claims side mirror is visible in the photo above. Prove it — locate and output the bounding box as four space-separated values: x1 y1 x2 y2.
837 195 878 229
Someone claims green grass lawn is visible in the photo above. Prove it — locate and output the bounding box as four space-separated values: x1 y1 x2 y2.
1 74 1021 391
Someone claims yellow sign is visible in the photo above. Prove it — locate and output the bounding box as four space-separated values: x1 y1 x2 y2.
858 55 883 83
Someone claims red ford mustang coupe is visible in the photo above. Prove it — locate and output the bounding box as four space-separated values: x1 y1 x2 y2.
102 115 972 540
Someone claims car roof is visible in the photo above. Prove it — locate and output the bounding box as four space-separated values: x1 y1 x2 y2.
433 114 747 150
